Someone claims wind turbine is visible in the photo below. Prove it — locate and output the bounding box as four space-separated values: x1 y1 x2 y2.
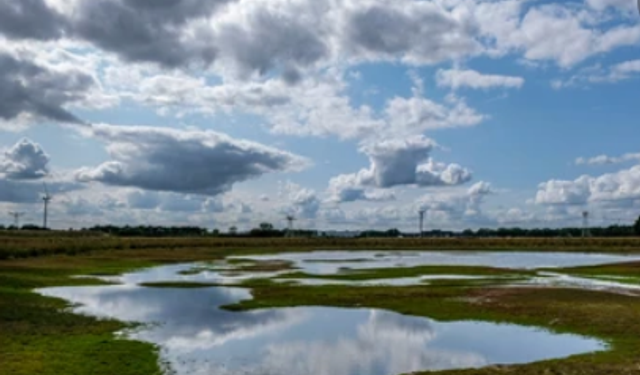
42 183 52 230
286 215 296 237
8 212 25 228
419 209 426 238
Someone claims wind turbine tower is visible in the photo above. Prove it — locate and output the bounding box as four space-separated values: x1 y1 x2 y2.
582 211 590 238
8 212 25 228
42 183 52 230
286 215 296 238
419 209 426 238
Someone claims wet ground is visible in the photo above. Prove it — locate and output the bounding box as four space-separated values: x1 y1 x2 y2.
37 250 640 375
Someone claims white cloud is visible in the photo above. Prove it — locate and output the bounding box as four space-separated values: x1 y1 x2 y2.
473 2 640 67
327 136 472 203
575 152 640 166
384 93 486 135
0 138 50 180
435 68 524 90
279 182 321 220
552 60 640 88
416 181 493 222
536 165 640 206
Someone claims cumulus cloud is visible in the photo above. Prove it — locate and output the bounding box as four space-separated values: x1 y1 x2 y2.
130 70 485 141
417 181 493 221
0 138 50 180
473 1 640 67
0 51 92 126
75 124 309 195
280 182 321 219
68 0 228 68
342 0 480 65
435 68 524 90
535 165 640 206
384 92 486 135
0 0 66 40
327 136 472 203
212 0 330 81
2 0 638 78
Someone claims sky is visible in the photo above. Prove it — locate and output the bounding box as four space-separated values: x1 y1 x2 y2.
0 0 639 232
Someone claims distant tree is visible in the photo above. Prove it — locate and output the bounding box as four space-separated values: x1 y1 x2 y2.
386 228 400 237
635 216 640 236
259 222 274 231
229 226 238 235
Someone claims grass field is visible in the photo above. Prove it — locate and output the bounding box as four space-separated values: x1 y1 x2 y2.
2 232 640 374
4 231 640 260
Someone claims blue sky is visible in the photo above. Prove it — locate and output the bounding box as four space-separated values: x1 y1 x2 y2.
0 0 639 231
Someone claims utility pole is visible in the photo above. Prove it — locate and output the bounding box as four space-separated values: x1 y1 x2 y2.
42 183 52 230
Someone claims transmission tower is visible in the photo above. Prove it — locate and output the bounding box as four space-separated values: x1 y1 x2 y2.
8 212 25 228
286 215 296 238
582 211 590 238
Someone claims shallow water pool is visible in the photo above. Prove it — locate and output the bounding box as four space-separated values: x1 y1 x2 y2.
38 262 608 375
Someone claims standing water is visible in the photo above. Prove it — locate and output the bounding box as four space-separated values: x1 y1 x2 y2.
39 261 607 375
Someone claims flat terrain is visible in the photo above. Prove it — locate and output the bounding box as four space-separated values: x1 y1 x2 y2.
2 232 640 375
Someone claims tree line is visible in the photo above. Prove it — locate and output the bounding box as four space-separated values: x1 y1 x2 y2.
1 216 640 238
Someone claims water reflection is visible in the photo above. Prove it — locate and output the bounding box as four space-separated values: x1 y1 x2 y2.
275 275 492 286
94 264 287 286
39 282 604 375
232 251 640 275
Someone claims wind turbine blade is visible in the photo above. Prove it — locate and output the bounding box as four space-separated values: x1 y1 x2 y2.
43 182 51 198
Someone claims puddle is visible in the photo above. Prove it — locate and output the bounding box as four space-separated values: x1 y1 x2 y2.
91 264 287 285
230 251 640 275
275 275 497 287
38 265 606 375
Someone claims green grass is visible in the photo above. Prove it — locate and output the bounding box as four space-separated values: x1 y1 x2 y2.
556 261 640 277
3 233 640 375
0 247 233 375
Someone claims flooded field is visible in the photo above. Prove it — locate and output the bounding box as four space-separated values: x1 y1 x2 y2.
89 251 640 291
40 277 604 375
35 250 640 375
231 251 640 274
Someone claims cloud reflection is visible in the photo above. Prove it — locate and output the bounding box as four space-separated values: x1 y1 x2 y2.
39 271 604 375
